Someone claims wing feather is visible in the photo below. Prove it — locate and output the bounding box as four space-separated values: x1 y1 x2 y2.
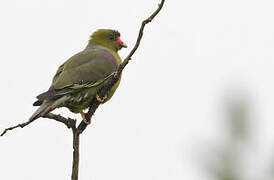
35 47 119 102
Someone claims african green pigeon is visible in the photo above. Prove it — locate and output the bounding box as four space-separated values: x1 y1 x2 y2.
30 29 127 123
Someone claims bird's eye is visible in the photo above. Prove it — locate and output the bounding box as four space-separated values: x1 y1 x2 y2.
109 35 114 40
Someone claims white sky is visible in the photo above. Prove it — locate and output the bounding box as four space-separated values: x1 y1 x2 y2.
1 0 274 179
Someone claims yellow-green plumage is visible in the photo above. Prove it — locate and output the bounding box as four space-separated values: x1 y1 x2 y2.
30 29 127 121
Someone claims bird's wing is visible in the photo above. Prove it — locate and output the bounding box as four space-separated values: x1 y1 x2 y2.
36 48 119 102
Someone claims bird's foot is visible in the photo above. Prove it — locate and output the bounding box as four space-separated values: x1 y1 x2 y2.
96 94 107 103
80 111 91 124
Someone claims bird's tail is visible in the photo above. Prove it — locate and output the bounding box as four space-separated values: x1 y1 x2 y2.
29 96 70 122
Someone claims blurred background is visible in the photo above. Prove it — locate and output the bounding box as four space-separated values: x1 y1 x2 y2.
1 0 274 179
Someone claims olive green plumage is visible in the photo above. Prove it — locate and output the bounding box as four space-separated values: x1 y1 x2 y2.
30 29 127 121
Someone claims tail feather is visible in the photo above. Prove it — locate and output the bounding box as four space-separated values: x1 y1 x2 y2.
29 102 52 121
29 96 70 121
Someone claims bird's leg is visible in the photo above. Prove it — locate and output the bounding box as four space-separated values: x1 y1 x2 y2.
80 111 91 124
96 94 107 103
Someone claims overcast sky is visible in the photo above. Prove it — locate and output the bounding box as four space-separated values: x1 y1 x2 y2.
1 0 274 179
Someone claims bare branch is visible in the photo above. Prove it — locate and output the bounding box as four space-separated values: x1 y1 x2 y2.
1 121 31 136
2 1 165 180
119 0 165 71
71 129 80 180
45 113 76 129
1 113 76 136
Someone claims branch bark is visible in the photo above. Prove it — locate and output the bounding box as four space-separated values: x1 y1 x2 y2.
1 0 165 180
71 128 80 180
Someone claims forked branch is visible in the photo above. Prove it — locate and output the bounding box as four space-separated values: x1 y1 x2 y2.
1 1 165 180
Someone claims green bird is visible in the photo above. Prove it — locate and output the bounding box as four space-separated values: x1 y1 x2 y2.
30 29 127 123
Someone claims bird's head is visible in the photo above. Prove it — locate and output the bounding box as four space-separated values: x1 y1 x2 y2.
90 29 127 51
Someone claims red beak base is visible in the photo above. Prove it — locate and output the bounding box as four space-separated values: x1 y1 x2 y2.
117 37 127 48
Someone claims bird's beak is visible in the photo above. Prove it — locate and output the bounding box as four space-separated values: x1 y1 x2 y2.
121 43 127 48
117 37 127 48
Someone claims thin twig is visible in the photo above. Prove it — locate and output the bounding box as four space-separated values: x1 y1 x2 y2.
1 121 31 136
119 0 165 71
1 113 76 136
